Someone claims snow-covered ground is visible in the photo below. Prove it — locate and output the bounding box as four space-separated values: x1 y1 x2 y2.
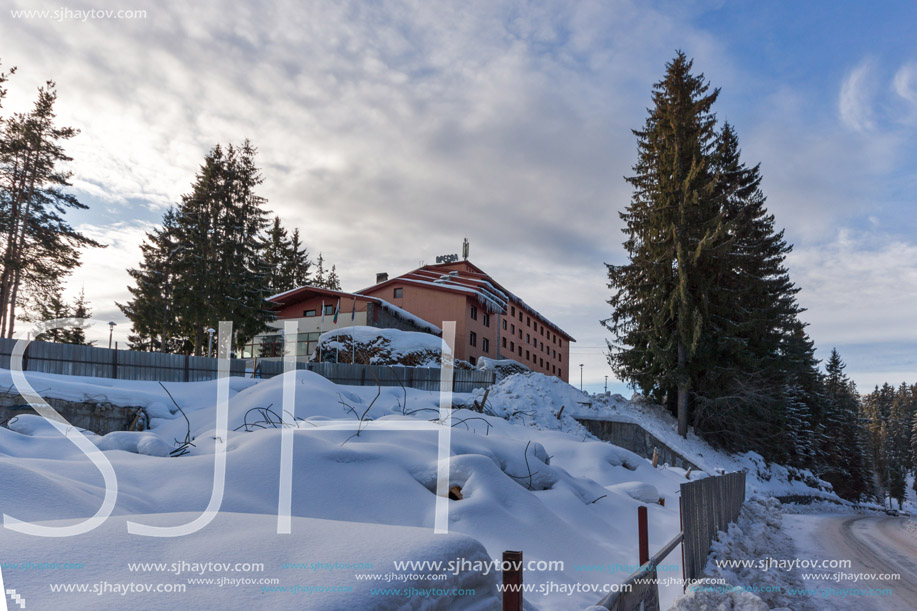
0 368 841 610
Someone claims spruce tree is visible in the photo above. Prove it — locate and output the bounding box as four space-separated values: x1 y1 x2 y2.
121 141 271 354
286 228 312 288
263 217 313 294
821 349 872 500
118 209 183 351
325 265 341 291
604 52 730 437
23 281 70 342
65 288 94 345
264 216 289 295
314 253 326 288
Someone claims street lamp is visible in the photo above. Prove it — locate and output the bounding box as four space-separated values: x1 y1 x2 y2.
108 321 116 349
605 375 608 394
206 327 216 357
579 363 584 392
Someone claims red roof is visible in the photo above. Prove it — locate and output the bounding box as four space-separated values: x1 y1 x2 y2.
358 261 575 342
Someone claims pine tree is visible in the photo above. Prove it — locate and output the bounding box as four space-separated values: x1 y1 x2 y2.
22 280 70 342
820 349 872 500
65 287 93 345
605 52 733 438
325 264 341 290
0 80 101 337
118 209 183 352
263 217 313 294
605 53 825 463
314 252 326 288
121 141 271 354
286 228 311 288
886 385 912 507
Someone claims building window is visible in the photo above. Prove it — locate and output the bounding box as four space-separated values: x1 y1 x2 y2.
470 306 478 320
540 357 544 367
469 356 477 365
511 323 515 334
502 319 507 330
518 346 522 356
526 333 530 343
502 337 507 348
304 309 316 317
469 331 477 347
483 313 490 327
526 350 530 360
483 338 490 353
324 305 334 315
511 305 515 316
393 287 403 298
519 329 522 339
518 311 523 322
527 316 531 327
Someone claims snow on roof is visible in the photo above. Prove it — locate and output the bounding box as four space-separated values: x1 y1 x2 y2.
373 298 442 335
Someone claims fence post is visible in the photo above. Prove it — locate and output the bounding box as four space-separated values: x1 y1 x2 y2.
680 496 686 591
184 353 190 382
22 341 30 372
502 550 523 611
638 505 649 566
112 342 119 379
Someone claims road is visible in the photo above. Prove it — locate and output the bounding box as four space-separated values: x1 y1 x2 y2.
782 513 917 610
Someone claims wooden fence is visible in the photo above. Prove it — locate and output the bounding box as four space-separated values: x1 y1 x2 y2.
254 360 495 393
0 338 245 381
680 470 746 582
593 470 747 611
0 338 495 392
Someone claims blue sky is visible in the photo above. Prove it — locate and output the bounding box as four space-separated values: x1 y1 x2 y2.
2 0 916 394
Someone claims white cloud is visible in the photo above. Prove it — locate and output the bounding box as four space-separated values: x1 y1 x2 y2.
892 62 917 104
839 59 877 131
789 229 917 346
2 1 914 387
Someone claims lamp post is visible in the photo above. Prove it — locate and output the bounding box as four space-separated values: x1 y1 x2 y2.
605 375 608 394
579 363 584 392
206 327 216 357
108 321 116 349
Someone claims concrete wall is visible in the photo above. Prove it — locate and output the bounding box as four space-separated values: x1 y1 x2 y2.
576 418 699 471
0 392 145 436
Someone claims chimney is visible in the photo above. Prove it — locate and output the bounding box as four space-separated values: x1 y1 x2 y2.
376 272 389 284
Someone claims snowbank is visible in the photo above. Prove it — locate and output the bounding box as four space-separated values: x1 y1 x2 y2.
0 368 691 610
0 512 500 610
476 357 530 381
670 496 812 611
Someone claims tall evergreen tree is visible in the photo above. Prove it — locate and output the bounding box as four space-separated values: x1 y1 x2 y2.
0 80 101 337
314 252 326 288
605 52 734 438
65 287 94 345
121 141 271 354
263 217 313 294
819 349 872 500
119 209 183 352
325 264 341 291
286 228 312 288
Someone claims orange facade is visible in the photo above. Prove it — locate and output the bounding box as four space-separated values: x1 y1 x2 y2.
359 261 574 382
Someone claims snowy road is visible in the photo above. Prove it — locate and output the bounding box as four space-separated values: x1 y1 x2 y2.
783 513 917 610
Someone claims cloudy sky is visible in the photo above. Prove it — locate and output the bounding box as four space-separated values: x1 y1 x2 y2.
2 0 916 393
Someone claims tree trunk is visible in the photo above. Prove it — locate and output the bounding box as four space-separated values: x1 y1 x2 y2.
677 341 689 438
